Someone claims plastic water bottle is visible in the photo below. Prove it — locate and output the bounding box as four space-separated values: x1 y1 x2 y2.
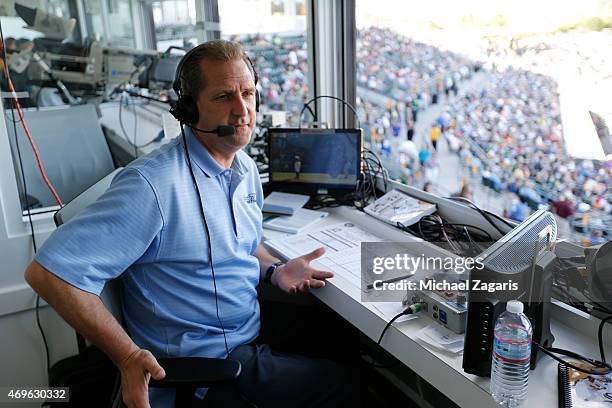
490 300 532 407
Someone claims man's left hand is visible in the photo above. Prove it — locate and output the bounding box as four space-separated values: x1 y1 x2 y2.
272 247 333 294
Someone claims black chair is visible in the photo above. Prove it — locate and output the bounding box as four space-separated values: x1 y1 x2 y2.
52 168 242 407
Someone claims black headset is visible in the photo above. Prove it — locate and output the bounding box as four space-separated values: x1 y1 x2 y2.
169 42 260 125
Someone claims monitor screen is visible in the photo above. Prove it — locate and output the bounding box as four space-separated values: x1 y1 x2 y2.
267 128 362 194
143 54 182 88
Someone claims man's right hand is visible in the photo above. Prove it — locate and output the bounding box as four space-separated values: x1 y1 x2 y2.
119 348 166 408
24 262 166 407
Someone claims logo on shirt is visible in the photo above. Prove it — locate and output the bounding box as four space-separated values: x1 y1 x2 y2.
245 193 256 204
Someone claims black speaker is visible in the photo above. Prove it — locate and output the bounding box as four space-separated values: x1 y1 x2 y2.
462 250 556 377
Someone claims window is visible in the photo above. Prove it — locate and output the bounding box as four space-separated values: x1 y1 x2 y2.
295 0 306 16
1 0 117 213
271 0 284 15
105 0 136 47
82 0 135 46
83 0 105 41
356 0 612 244
151 0 197 52
218 0 309 126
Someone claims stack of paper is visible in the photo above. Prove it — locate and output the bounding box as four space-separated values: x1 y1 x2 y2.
264 222 385 290
364 189 436 227
263 209 328 234
263 192 310 215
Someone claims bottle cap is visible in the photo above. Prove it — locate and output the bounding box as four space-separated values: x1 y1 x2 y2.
506 300 523 314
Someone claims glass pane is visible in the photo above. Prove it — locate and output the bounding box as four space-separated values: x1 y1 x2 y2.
356 0 612 244
0 0 118 213
219 0 309 126
83 0 104 41
152 0 197 52
106 0 135 47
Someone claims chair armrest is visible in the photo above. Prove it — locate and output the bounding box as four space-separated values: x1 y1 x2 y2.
149 357 241 388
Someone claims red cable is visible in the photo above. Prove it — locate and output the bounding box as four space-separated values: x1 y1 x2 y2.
8 78 63 207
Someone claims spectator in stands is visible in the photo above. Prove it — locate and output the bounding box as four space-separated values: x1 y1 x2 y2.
453 181 473 201
506 197 530 222
589 230 606 245
418 146 431 167
430 126 441 150
519 182 541 208
392 121 401 138
423 152 439 183
411 98 419 122
423 182 435 193
552 192 575 219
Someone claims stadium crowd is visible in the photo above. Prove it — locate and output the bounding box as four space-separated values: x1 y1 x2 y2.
444 69 610 223
236 29 610 240
237 27 477 127
235 33 309 125
356 27 475 104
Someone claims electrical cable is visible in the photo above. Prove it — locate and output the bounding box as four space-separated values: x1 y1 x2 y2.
446 196 509 235
414 217 493 241
118 92 130 145
351 148 389 211
302 104 315 121
9 82 50 379
434 214 461 253
299 95 361 129
530 306 612 376
533 341 612 375
304 194 342 211
598 315 612 363
132 96 138 158
180 125 230 357
115 91 161 152
363 148 388 192
377 306 417 346
1 19 51 377
35 85 44 108
7 78 63 207
593 301 612 315
407 215 494 256
484 207 516 228
364 303 423 369
552 277 612 317
4 109 23 123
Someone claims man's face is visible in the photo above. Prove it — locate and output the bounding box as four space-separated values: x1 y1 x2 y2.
194 58 256 153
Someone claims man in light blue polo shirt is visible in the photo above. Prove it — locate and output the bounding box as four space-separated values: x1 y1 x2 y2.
25 40 355 408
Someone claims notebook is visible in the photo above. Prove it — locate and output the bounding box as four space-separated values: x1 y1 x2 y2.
263 208 328 234
558 362 612 407
263 192 310 215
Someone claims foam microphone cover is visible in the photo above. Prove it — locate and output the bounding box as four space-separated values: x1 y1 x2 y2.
216 125 236 137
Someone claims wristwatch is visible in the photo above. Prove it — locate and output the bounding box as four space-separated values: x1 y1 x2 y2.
264 261 285 284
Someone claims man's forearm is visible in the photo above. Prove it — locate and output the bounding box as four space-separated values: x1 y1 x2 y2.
25 260 138 369
254 244 282 280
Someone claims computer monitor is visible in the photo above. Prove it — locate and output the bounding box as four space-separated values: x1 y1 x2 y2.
267 128 362 195
151 54 181 84
140 53 182 90
462 210 558 377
